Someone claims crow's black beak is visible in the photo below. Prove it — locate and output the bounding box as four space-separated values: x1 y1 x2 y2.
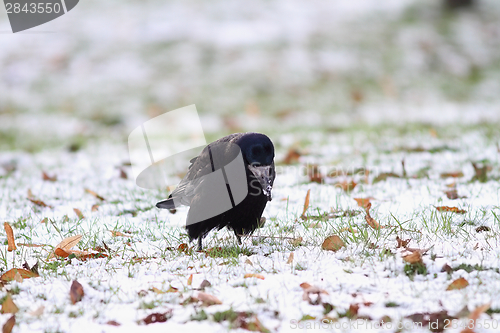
248 164 273 201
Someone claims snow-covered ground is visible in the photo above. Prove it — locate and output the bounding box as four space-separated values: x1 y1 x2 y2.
1 0 500 332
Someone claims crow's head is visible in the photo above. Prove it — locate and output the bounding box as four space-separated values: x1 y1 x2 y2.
237 133 275 200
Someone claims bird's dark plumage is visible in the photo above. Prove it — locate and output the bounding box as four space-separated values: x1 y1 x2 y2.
156 132 275 250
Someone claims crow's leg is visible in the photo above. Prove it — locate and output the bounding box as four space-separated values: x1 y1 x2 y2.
197 237 203 251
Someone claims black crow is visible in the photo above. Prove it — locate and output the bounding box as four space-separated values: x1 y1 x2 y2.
156 132 275 250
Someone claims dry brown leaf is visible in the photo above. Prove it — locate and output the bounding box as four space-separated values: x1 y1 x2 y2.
365 215 381 230
27 189 33 199
91 204 99 212
244 273 265 280
4 222 16 252
244 258 253 266
436 206 467 214
336 180 357 192
28 306 45 317
461 303 490 333
440 171 464 178
56 234 82 251
444 189 466 200
199 280 211 290
396 236 410 248
301 189 311 218
288 237 303 246
1 268 39 282
109 230 132 237
187 274 193 286
2 315 15 333
402 251 423 264
84 188 105 201
446 277 469 291
119 168 127 179
286 252 294 264
151 287 165 294
321 235 345 252
0 295 18 314
166 285 178 293
198 292 222 306
307 164 324 184
353 197 373 209
365 203 382 230
70 280 84 304
42 171 57 182
282 148 301 165
54 248 70 258
28 198 53 208
143 311 172 325
301 284 329 305
13 271 22 283
73 208 84 219
106 320 121 326
300 282 312 290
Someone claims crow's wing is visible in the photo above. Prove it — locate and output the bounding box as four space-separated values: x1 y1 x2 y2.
157 133 245 209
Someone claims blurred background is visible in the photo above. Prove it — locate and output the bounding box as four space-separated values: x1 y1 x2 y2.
1 0 500 152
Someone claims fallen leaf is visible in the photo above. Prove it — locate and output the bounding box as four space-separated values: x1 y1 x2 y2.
13 271 22 283
0 295 18 314
445 188 466 200
373 172 400 183
56 234 82 251
151 287 165 294
289 237 303 246
440 171 464 178
365 203 382 230
436 206 467 214
336 180 357 192
446 277 469 291
283 148 301 164
307 164 323 184
244 273 265 280
54 248 70 258
396 236 410 248
402 251 423 264
109 230 132 237
475 226 490 233
73 208 84 219
301 189 311 219
286 252 294 264
321 235 345 252
1 268 39 282
119 168 128 179
28 198 53 208
441 264 453 274
301 284 329 305
28 306 44 317
461 303 490 333
70 280 84 304
199 280 211 290
2 315 15 333
143 310 172 324
177 243 189 253
353 198 373 208
407 310 456 332
106 320 121 326
166 285 178 293
198 292 222 306
3 222 16 252
244 258 253 266
471 162 489 183
187 274 193 286
84 188 105 201
42 171 57 182
91 204 99 212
